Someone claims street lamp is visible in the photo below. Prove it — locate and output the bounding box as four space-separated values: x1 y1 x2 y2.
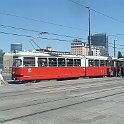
86 7 92 56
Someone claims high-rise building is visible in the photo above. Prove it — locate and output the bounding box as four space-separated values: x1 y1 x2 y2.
91 33 109 56
71 39 89 56
11 43 22 53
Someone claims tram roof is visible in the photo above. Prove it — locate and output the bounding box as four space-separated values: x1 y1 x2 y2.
85 56 118 60
5 51 120 60
5 51 50 57
4 51 84 58
118 58 124 61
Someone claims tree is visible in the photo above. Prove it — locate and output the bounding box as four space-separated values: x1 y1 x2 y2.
118 51 123 58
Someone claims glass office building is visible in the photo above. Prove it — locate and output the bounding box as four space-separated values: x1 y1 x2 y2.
91 33 109 56
11 43 22 53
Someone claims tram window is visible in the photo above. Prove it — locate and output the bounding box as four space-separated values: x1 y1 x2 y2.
118 61 121 67
107 60 114 66
67 59 73 66
111 60 114 66
105 60 109 66
118 61 123 67
49 58 57 66
58 58 65 66
23 57 35 67
13 56 18 59
88 60 94 66
100 60 105 66
74 59 81 66
38 58 47 67
118 62 120 67
13 59 22 67
114 61 117 67
94 60 99 66
108 61 110 66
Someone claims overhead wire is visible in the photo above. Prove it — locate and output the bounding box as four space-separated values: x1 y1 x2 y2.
0 1 124 51
0 31 83 43
1 23 124 44
0 24 87 40
0 25 124 49
0 1 124 35
0 30 124 51
0 11 85 31
69 0 124 51
69 0 124 24
0 2 124 41
0 31 32 38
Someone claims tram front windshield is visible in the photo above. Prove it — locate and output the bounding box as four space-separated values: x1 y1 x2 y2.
13 59 22 67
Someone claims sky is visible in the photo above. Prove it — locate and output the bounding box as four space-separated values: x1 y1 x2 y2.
0 0 124 57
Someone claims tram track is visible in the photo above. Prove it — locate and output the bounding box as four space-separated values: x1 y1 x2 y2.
0 77 122 98
1 82 124 123
1 82 124 111
0 78 123 108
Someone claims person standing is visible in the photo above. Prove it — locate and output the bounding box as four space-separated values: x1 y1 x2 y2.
117 66 121 77
0 69 6 85
121 67 124 78
0 70 3 85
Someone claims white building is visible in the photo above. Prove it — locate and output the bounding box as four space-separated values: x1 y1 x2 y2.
92 46 100 56
71 39 89 56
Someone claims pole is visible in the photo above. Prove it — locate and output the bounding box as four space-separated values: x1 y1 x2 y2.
87 7 92 56
114 40 116 57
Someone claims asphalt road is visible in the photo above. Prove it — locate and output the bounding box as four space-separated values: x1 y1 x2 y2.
0 77 124 124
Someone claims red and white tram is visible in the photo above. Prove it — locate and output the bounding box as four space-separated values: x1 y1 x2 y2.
11 51 122 81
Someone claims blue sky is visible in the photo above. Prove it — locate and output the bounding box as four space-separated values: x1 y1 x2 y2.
0 0 124 56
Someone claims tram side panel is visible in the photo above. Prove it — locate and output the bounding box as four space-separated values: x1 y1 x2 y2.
12 56 86 81
84 58 111 77
12 55 120 81
12 66 85 81
86 66 108 77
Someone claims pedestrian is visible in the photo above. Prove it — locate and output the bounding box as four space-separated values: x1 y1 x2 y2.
117 66 121 77
109 68 113 77
0 69 7 85
121 67 124 78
